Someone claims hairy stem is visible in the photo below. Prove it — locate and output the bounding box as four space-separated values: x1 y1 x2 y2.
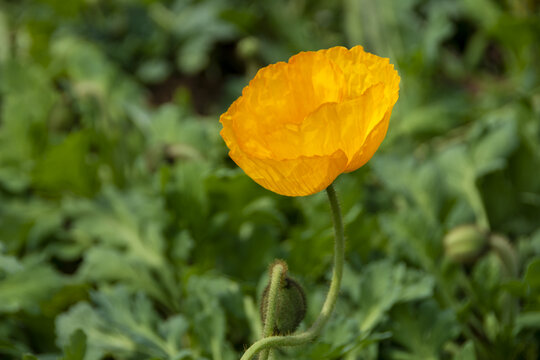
259 263 285 360
240 184 345 360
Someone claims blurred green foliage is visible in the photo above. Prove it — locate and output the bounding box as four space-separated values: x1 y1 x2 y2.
0 0 539 359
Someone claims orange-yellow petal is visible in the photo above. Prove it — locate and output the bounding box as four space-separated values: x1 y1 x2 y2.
344 109 391 172
227 144 348 197
322 46 400 102
224 51 346 160
297 83 393 163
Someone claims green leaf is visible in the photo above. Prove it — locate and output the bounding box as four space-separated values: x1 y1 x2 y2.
524 258 540 289
379 209 443 270
390 301 459 360
0 60 57 192
184 275 244 360
372 154 447 222
0 10 9 62
453 341 476 360
65 187 181 311
56 286 192 360
436 113 520 228
69 187 166 267
470 112 519 177
0 260 66 314
60 329 86 360
33 130 98 196
22 355 38 360
342 261 434 333
515 312 540 332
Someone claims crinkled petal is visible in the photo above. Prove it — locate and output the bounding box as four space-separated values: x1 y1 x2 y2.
344 109 391 172
298 83 392 163
221 51 346 159
322 46 400 103
228 144 348 196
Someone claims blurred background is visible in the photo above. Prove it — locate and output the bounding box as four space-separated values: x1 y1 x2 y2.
0 0 539 359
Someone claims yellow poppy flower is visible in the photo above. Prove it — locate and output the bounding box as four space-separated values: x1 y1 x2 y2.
220 46 400 196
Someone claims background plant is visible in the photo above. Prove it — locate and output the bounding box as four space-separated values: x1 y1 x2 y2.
0 0 539 359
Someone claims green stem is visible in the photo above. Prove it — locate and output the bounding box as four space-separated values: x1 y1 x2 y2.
467 184 490 231
259 263 285 360
489 234 518 277
240 184 345 360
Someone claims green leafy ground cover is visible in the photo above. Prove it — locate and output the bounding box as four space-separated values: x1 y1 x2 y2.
0 0 539 359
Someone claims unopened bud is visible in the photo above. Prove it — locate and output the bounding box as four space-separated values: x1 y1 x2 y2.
444 225 489 263
260 261 306 335
237 37 259 59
